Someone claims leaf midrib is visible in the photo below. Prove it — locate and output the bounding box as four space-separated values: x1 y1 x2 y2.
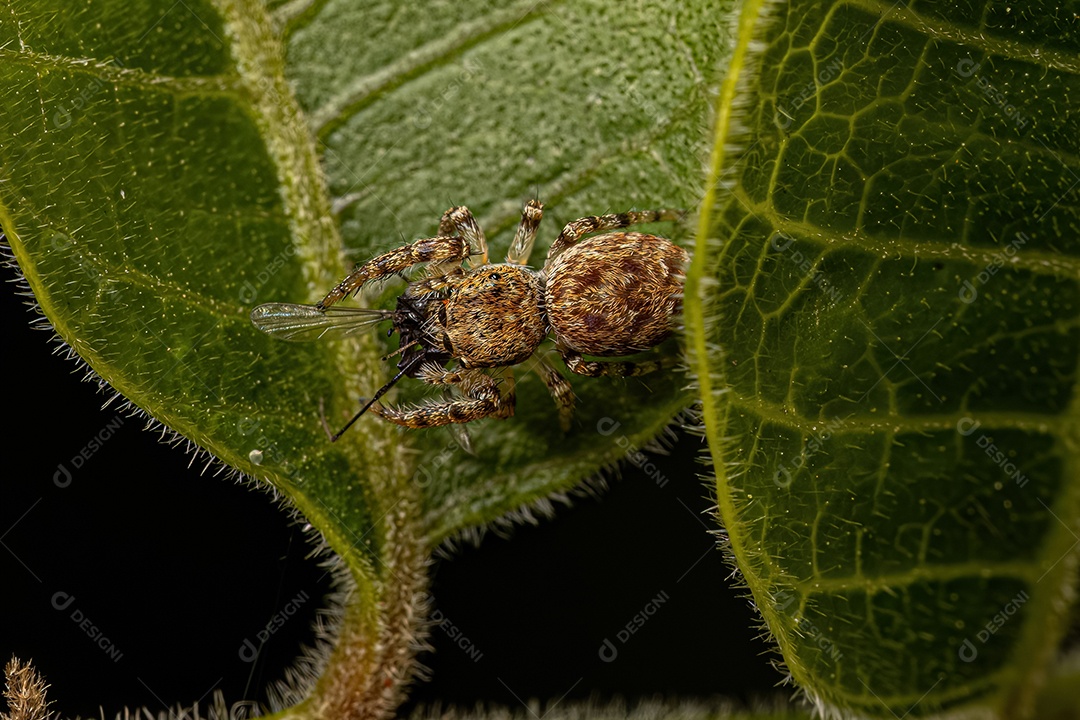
788 560 1037 595
216 3 430 714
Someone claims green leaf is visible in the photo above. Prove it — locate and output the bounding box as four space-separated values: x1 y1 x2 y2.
686 1 1080 718
0 0 732 715
275 1 728 541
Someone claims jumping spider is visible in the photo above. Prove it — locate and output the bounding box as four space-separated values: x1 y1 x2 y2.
251 200 688 439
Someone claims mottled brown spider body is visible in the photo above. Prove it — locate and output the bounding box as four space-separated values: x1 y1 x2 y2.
251 201 687 437
443 264 547 367
546 232 687 358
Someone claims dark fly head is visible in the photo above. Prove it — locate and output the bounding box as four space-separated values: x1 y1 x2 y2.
392 294 451 375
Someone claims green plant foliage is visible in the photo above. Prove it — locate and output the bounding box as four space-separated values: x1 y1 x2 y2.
275 0 725 541
6 0 1074 717
686 1 1080 718
0 0 727 717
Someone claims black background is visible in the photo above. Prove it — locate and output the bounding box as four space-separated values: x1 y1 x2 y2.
1 271 786 719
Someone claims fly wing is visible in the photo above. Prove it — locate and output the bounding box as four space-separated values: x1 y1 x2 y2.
250 302 393 342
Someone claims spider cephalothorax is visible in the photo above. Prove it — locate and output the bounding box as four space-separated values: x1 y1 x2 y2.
440 264 548 368
251 200 687 437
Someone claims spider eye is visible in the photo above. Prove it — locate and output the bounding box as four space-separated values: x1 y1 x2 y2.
489 272 501 281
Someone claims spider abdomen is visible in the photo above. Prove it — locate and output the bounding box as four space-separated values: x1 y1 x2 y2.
545 232 688 357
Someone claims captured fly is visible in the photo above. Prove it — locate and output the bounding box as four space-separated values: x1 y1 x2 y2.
251 294 451 441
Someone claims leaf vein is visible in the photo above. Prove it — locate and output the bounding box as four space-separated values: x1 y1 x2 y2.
843 0 1080 75
310 0 555 138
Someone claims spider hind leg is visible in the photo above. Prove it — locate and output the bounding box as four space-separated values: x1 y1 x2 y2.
559 346 673 378
530 355 575 432
547 208 683 261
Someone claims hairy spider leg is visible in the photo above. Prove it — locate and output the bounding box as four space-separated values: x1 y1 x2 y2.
368 367 515 427
316 235 470 310
546 208 684 261
558 349 675 378
492 367 516 420
439 205 488 266
529 354 576 431
506 199 543 266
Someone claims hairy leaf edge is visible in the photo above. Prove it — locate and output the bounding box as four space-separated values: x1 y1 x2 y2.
684 1 1080 719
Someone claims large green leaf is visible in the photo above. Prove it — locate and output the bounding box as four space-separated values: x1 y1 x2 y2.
0 0 729 717
686 0 1080 718
274 0 724 540
11 0 1075 718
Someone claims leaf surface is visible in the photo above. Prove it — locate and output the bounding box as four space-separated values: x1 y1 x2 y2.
685 1 1080 717
275 0 732 541
0 0 733 715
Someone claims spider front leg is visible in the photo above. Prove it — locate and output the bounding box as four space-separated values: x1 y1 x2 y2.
317 235 470 310
547 208 683 261
439 205 488 266
558 344 672 378
369 367 516 427
506 199 543 266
